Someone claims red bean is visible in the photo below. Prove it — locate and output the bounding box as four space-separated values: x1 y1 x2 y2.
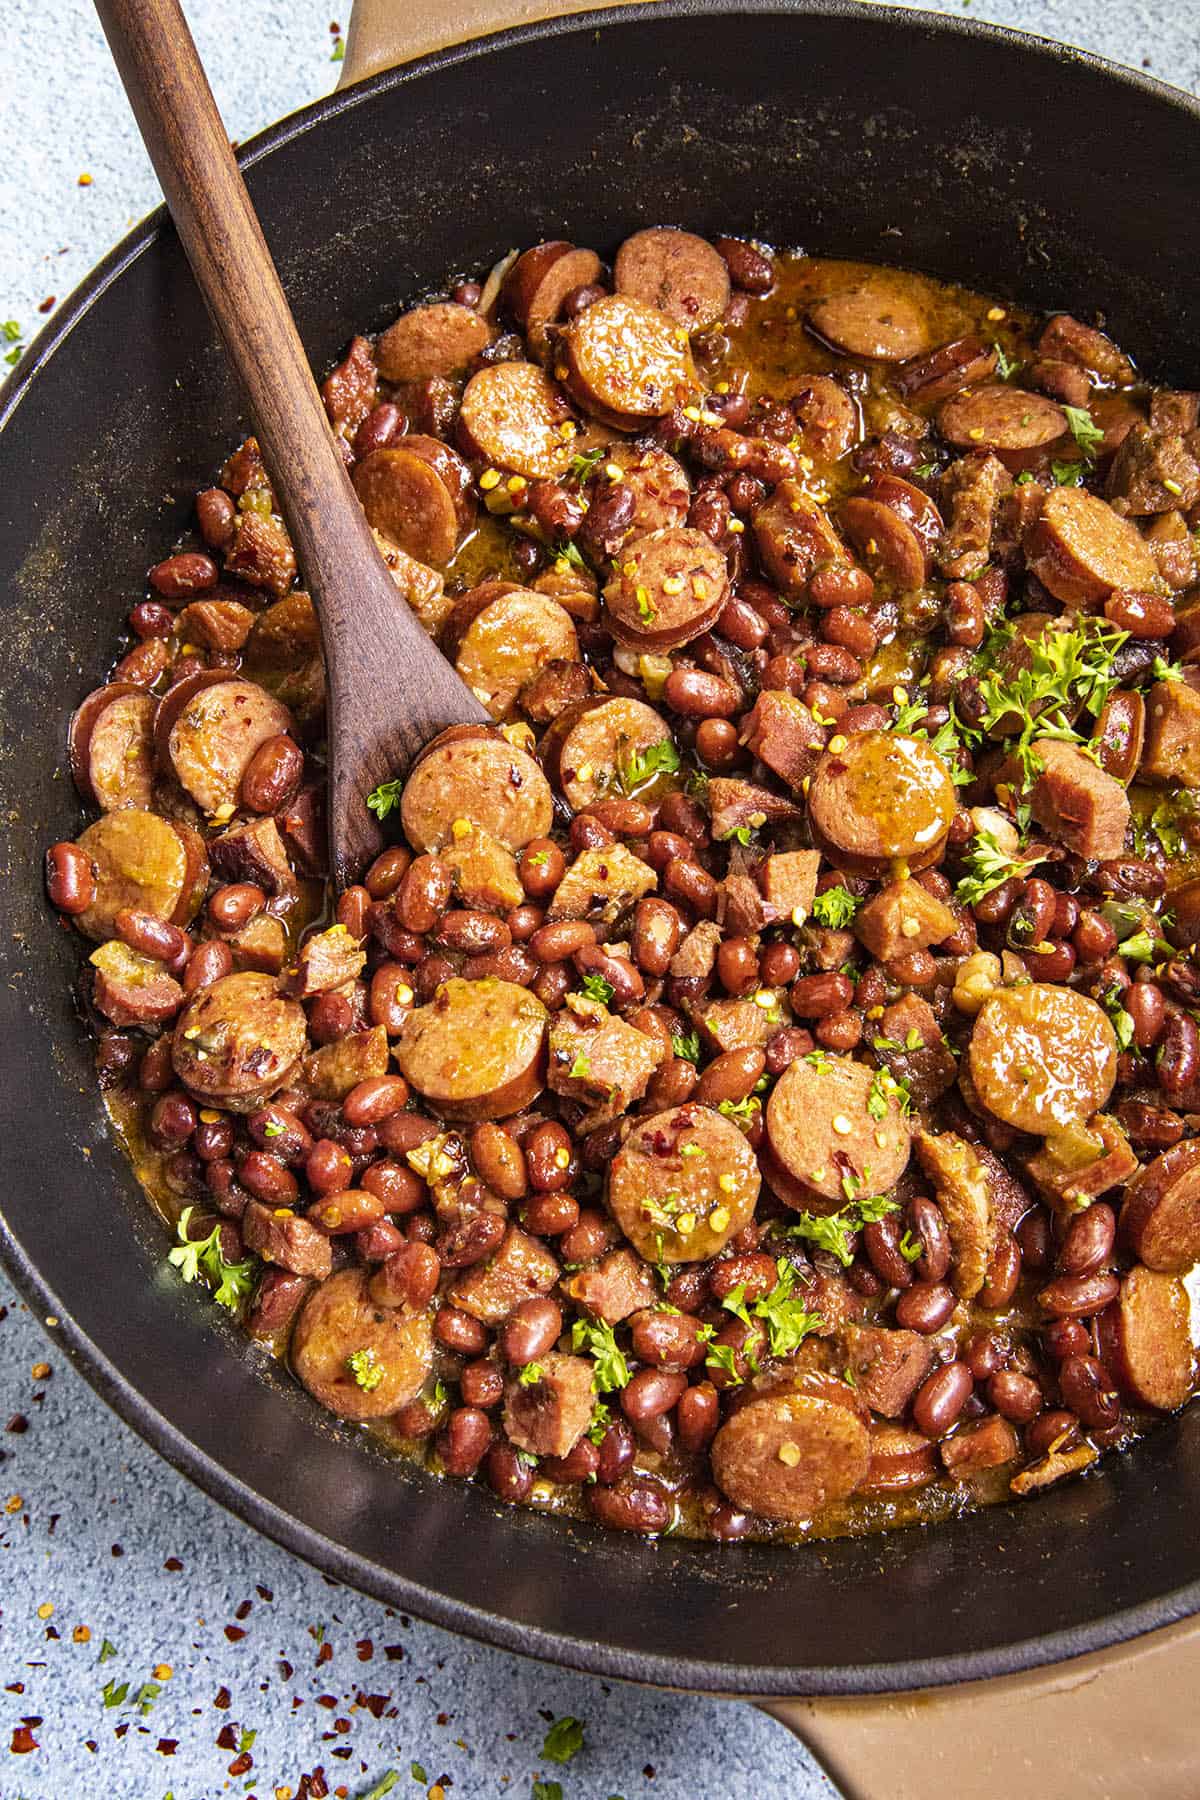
148 1091 197 1150
183 938 234 994
864 1215 916 1289
907 1196 951 1285
395 855 452 935
663 858 717 917
238 1149 298 1206
486 1443 534 1501
1157 1011 1199 1102
338 887 371 941
965 1330 1008 1382
677 1382 720 1453
519 838 566 900
913 1361 972 1437
1058 1355 1121 1431
894 1282 955 1333
987 1369 1042 1423
530 920 595 963
114 907 188 969
500 1297 562 1366
208 883 265 932
978 1236 1022 1310
789 972 853 1018
526 1121 574 1192
1042 1318 1089 1361
1056 1202 1116 1276
435 1306 488 1356
241 735 303 813
45 842 95 915
148 552 217 598
621 1368 687 1423
305 1138 353 1195
1037 1271 1121 1318
664 667 741 718
196 488 236 551
1026 1410 1080 1457
1104 589 1176 637
522 1190 579 1236
439 1406 493 1477
588 1476 670 1533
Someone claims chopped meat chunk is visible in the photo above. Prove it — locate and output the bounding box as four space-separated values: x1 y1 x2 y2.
761 850 821 925
568 1250 659 1323
1106 421 1200 515
936 452 1011 580
739 691 827 788
914 1129 995 1301
1024 1114 1138 1212
841 1325 936 1418
1029 738 1130 860
209 816 297 898
503 1352 595 1458
301 1026 389 1101
547 843 657 924
280 925 367 998
1036 314 1134 384
241 1198 333 1280
941 1416 1020 1474
707 777 803 841
450 1226 560 1325
547 995 666 1128
854 878 956 962
1141 679 1200 786
669 920 723 981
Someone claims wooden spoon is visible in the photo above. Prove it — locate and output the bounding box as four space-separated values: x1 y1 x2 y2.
93 0 489 888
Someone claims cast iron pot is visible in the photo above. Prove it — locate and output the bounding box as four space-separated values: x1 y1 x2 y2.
3 2 1200 1782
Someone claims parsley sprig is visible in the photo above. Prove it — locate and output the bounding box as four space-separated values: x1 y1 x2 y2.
811 885 859 928
542 1716 586 1763
617 738 680 795
721 1257 824 1358
976 618 1129 787
571 1317 631 1391
365 776 403 821
167 1207 256 1312
579 971 615 1006
778 1194 899 1268
1063 404 1106 458
954 826 1043 907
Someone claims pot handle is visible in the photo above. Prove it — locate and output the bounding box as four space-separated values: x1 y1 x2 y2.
340 0 658 86
757 1611 1200 1800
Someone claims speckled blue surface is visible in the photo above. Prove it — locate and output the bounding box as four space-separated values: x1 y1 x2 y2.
2 2 1196 1795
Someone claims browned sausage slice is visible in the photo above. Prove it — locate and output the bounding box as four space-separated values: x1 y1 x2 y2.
895 336 1000 406
90 941 184 1027
399 434 476 532
614 228 732 330
458 363 576 479
562 294 696 429
453 590 579 721
74 810 207 942
375 301 492 381
353 447 460 566
399 728 553 852
504 242 604 359
840 474 942 590
1120 1142 1200 1272
291 1268 433 1420
862 1423 938 1493
968 983 1118 1134
395 976 548 1121
711 1383 870 1521
605 443 692 533
938 385 1066 453
1097 1265 1194 1412
753 481 848 598
790 375 860 461
607 1102 760 1262
807 731 957 877
173 971 308 1112
552 696 674 811
1026 486 1157 606
601 526 728 650
808 276 930 361
1028 738 1131 861
165 678 294 816
1141 678 1200 786
73 688 156 813
765 1050 911 1211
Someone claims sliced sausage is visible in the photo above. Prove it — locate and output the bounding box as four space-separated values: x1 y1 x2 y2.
505 242 604 359
605 443 691 533
292 1268 433 1420
395 976 547 1121
740 692 827 791
375 300 492 381
353 447 460 566
607 1102 760 1262
1026 486 1158 607
74 810 207 942
399 434 476 532
164 677 294 816
601 526 729 650
458 363 576 479
1028 737 1130 861
968 983 1118 1135
862 1423 938 1493
790 375 859 462
70 684 156 813
841 474 942 589
399 727 554 853
711 1380 870 1521
503 1351 595 1457
448 1224 559 1324
90 940 184 1027
764 1050 911 1211
895 336 999 406
1120 1141 1200 1273
753 481 848 598
807 276 930 361
562 293 696 429
1097 1266 1193 1413
172 971 307 1112
454 590 579 721
807 731 957 877
938 386 1066 454
1141 677 1200 787
613 228 731 331
913 1129 994 1301
549 697 674 811
941 1415 1019 1474
1038 314 1134 384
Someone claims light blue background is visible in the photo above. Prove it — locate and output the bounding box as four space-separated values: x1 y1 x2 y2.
1 4 1194 1795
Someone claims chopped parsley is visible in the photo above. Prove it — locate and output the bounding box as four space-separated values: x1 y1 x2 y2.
361 1774 399 1800
1100 983 1136 1051
868 1066 912 1120
811 885 860 928
899 1228 924 1263
532 1782 564 1800
1 318 22 367
568 445 606 483
804 1048 834 1074
1062 403 1106 458
717 1094 761 1128
976 618 1128 787
671 1028 702 1064
568 1052 592 1080
705 1340 746 1382
571 1317 630 1391
586 1399 612 1443
97 1639 118 1665
580 971 615 1006
718 824 754 845
517 1362 545 1387
167 1207 256 1312
911 459 940 480
779 1195 899 1267
366 776 403 821
101 1678 129 1709
347 1347 384 1392
954 827 1042 907
617 737 680 794
542 1716 586 1763
1050 458 1085 487
555 538 588 571
721 1257 824 1358
992 341 1019 381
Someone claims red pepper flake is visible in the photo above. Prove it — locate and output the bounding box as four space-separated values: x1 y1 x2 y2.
228 1750 253 1776
333 1717 351 1734
316 1642 333 1666
224 1625 246 1643
315 1694 337 1710
6 1682 25 1694
114 1722 129 1739
6 1414 28 1433
111 1544 124 1557
256 1584 274 1601
10 1724 37 1753
38 296 56 313
214 1685 231 1708
85 1740 98 1752
436 1712 450 1726
383 1645 405 1662
163 1556 183 1572
216 1723 239 1751
298 1774 330 1799
279 1660 294 1680
355 1638 373 1661
235 1599 253 1621
360 1693 387 1720
156 1738 177 1755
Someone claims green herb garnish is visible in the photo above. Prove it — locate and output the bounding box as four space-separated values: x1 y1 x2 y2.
366 777 403 821
811 885 860 928
542 1716 586 1763
167 1207 256 1312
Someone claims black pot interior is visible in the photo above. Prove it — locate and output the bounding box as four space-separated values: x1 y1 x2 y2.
2 1 1200 1695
